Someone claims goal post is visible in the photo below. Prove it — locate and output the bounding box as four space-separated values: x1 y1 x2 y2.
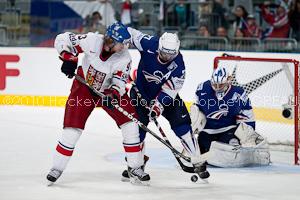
214 55 299 165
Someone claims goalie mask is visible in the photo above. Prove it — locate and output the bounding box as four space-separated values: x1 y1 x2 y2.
158 32 180 63
211 67 232 97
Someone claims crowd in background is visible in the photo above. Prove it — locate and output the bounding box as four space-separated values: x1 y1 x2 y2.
53 0 297 52
80 0 300 41
1 0 300 51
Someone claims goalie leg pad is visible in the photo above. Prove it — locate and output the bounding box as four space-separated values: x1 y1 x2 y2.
208 141 270 167
208 141 252 168
252 139 271 166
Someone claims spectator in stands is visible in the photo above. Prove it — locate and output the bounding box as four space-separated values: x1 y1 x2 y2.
216 26 228 38
98 0 116 26
289 0 300 40
84 11 106 34
261 2 290 38
175 0 187 28
89 11 106 34
243 14 262 38
232 5 249 35
233 29 249 51
212 0 229 29
83 14 91 32
213 27 229 50
235 28 244 37
276 0 292 11
121 0 132 26
198 25 211 37
234 0 253 14
131 1 139 28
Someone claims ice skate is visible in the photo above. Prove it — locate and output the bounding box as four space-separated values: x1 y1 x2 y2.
121 155 149 182
193 162 210 179
128 166 150 186
46 168 63 186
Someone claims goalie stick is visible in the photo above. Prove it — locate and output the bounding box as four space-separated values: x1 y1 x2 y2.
73 74 198 170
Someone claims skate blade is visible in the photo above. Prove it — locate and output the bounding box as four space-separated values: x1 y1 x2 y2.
200 178 209 184
47 181 55 186
121 177 130 182
129 177 150 186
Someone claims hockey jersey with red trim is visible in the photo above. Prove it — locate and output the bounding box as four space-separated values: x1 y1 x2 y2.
54 32 131 95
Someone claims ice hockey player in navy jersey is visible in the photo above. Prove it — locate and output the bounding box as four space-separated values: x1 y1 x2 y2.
190 66 270 167
120 27 209 180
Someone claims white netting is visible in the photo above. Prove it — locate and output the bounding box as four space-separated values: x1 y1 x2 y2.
215 57 298 154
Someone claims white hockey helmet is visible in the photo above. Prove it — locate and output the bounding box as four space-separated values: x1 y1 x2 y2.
158 32 180 62
211 66 232 94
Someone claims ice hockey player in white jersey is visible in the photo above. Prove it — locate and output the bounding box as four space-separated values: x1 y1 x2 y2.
119 27 210 180
190 66 270 167
47 22 150 186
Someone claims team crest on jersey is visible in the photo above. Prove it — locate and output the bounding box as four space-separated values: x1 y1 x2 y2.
167 61 178 71
86 65 106 91
207 104 229 119
232 92 248 102
143 61 178 84
143 70 165 84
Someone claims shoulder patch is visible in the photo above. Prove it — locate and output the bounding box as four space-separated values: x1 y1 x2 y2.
196 83 204 92
240 91 248 102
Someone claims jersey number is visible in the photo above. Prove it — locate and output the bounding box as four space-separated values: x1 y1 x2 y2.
78 35 87 40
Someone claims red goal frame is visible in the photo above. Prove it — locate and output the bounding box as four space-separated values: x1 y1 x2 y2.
214 56 299 165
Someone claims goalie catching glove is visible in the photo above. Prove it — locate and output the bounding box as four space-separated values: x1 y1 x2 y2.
234 122 264 147
59 51 78 79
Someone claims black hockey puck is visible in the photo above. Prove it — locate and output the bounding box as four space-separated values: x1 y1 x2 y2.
191 175 198 182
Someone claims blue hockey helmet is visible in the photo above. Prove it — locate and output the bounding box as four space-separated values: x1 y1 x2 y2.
211 66 232 94
105 21 131 45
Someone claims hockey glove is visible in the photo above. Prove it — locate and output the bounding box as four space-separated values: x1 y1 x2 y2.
149 100 164 120
59 52 78 79
103 86 121 109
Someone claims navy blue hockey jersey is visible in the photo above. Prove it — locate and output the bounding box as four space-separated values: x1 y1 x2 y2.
128 27 186 105
195 80 255 134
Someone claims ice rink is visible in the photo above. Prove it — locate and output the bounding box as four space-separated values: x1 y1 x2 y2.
1 106 300 200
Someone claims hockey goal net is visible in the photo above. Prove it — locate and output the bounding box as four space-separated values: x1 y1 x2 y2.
214 55 299 165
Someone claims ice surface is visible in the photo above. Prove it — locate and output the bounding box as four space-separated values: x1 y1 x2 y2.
0 106 300 200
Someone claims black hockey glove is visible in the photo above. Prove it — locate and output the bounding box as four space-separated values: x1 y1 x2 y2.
61 60 77 78
59 52 78 79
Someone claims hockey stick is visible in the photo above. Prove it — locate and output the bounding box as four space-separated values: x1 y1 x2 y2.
153 119 211 181
73 74 192 163
131 85 209 173
152 118 195 172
